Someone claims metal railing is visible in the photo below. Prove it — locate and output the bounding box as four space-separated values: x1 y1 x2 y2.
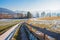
0 23 20 40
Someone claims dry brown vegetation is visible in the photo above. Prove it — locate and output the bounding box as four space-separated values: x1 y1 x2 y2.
26 24 53 40
27 17 60 33
37 17 60 20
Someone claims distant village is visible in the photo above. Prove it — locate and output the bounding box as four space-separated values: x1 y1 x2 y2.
0 11 60 19
0 11 32 19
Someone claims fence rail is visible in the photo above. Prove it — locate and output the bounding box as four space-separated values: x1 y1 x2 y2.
0 23 20 40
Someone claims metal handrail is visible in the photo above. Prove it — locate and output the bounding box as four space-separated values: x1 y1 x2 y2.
0 23 20 40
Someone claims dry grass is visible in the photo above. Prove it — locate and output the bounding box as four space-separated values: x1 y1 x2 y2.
37 16 60 20
27 17 60 33
26 24 53 40
27 17 60 24
0 20 20 35
31 23 60 33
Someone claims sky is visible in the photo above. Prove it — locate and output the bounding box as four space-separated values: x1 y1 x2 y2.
0 0 60 12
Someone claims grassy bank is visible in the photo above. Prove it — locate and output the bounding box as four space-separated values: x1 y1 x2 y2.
0 20 20 35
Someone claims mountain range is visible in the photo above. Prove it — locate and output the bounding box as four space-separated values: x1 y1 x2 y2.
0 8 16 14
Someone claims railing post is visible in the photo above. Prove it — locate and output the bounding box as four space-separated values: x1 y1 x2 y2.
43 28 46 40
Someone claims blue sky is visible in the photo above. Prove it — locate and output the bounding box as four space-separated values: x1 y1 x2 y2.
0 0 60 12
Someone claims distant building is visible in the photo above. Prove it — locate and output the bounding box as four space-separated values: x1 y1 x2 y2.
0 13 14 19
23 14 27 18
46 13 51 17
36 12 39 18
57 13 60 17
41 11 45 17
0 14 2 18
17 13 24 18
52 13 57 17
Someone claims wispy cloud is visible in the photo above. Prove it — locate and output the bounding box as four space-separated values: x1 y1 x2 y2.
0 0 60 11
